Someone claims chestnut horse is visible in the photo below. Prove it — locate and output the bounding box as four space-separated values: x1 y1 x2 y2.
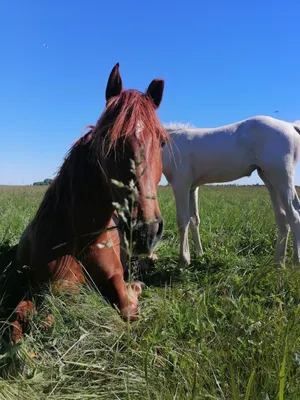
7 63 168 343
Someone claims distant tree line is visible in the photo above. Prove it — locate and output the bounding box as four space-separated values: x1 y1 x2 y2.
33 178 53 186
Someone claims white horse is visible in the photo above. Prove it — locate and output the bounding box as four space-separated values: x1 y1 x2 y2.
162 116 300 267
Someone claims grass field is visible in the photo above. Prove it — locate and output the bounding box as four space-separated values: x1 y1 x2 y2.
0 184 300 399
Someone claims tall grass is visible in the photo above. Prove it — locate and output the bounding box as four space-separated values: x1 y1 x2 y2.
0 185 300 399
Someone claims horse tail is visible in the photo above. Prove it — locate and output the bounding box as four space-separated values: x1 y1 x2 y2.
292 121 300 135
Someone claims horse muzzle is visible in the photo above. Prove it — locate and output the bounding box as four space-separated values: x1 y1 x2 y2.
133 215 164 256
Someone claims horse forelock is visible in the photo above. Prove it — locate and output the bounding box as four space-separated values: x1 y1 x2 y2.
91 89 168 158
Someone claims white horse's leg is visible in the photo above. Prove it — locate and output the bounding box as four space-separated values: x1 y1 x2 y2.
258 169 290 266
292 190 300 214
173 185 191 265
265 168 300 264
189 187 203 256
290 189 300 262
278 189 300 264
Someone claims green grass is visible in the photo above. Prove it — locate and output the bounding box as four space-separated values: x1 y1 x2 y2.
0 185 300 399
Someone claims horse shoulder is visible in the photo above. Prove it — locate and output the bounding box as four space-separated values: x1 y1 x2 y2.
163 135 194 184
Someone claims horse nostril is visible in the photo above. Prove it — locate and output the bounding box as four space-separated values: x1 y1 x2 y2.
156 216 164 239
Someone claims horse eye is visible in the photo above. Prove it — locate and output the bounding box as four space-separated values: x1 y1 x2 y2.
160 141 166 149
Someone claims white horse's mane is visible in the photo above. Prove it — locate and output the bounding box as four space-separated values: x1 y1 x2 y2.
163 122 196 131
164 118 300 131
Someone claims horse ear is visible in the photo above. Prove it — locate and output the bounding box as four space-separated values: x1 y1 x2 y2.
146 79 164 109
105 63 123 102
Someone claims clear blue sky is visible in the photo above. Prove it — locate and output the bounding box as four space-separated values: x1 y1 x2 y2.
1 0 300 185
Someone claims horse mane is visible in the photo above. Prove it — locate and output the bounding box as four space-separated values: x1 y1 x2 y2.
293 120 300 127
52 89 169 191
92 89 169 157
30 131 94 237
164 122 196 133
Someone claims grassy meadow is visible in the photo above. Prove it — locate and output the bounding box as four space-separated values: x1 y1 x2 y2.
0 184 300 399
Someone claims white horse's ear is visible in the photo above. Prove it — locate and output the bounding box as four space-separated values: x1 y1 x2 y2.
106 63 123 102
146 79 164 109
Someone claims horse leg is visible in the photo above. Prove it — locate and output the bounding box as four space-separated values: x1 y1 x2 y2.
278 190 300 264
49 255 86 293
257 169 290 267
104 273 144 321
292 189 300 214
289 191 300 263
10 300 36 344
84 218 144 320
10 300 52 345
189 187 203 257
12 244 86 343
264 168 300 264
40 255 86 333
173 185 191 265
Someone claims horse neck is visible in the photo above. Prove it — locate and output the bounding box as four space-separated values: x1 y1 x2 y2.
32 157 114 253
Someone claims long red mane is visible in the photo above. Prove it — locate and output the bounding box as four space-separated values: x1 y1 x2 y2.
91 89 169 157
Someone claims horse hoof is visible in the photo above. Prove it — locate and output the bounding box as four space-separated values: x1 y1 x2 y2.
120 307 139 322
178 258 190 267
134 280 145 289
150 253 158 261
43 314 55 332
